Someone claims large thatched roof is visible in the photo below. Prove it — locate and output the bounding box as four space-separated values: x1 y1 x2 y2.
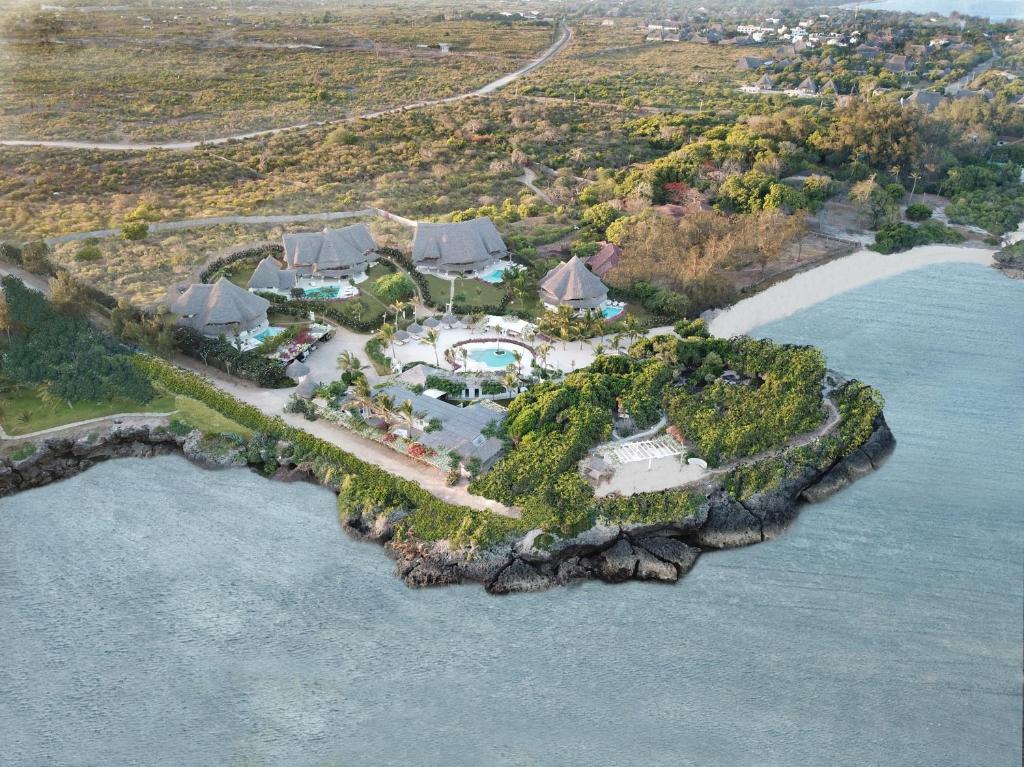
411 217 507 273
168 278 269 335
281 223 377 274
247 256 297 291
539 256 608 310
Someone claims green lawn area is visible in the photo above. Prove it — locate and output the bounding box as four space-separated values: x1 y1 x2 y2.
171 395 252 439
214 257 260 289
0 387 177 436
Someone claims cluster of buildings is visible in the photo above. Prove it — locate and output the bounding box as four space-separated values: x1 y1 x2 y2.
166 215 620 348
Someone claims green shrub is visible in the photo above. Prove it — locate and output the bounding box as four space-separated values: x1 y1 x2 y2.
74 243 103 262
121 221 149 241
905 203 932 222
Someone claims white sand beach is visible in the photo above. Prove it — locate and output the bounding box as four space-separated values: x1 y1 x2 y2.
707 244 995 338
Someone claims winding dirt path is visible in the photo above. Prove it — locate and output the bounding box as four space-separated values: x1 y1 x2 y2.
0 22 572 153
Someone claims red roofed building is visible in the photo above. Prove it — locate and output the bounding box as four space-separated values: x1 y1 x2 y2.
585 242 622 279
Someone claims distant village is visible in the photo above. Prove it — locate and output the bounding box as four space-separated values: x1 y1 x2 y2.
640 9 1021 110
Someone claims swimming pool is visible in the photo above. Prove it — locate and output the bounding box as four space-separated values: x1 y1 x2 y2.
252 326 285 343
479 264 517 284
602 304 625 320
303 285 341 300
466 346 519 369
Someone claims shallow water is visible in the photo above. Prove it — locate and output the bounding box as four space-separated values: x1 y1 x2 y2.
2 263 1021 766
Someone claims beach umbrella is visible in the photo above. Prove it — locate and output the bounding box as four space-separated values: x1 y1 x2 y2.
285 360 309 380
422 317 441 329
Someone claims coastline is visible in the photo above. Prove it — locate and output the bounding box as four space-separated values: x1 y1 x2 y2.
707 244 995 338
0 406 896 594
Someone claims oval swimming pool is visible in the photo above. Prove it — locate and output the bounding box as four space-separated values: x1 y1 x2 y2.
466 346 519 368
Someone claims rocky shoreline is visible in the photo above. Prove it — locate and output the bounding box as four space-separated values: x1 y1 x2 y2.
0 413 895 595
348 413 896 594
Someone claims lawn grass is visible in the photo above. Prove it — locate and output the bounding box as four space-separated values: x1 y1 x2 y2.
171 395 252 439
424 274 506 309
0 387 176 436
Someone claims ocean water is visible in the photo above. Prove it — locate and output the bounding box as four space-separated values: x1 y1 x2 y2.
2 263 1021 766
843 0 1024 21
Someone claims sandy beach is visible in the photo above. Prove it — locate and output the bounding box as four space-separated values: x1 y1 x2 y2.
707 244 995 338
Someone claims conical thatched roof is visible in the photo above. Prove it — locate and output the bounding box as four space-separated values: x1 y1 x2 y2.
168 277 270 335
406 323 424 335
248 256 296 291
286 360 309 380
539 256 608 310
295 377 318 399
394 330 411 343
797 77 818 94
422 316 441 329
441 313 459 327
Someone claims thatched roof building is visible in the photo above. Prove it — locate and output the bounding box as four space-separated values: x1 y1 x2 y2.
539 256 608 310
411 217 507 274
168 277 269 337
247 256 297 292
281 223 377 278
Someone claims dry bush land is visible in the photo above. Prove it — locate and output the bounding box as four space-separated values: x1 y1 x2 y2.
0 99 659 238
0 10 553 142
48 217 412 306
519 21 768 111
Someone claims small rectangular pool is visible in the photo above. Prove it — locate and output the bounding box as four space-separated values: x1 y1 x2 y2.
303 285 341 300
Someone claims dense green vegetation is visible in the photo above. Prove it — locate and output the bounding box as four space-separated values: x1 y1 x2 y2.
665 337 827 467
0 276 154 404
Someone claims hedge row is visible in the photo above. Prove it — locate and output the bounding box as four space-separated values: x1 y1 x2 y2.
174 326 293 388
200 244 282 284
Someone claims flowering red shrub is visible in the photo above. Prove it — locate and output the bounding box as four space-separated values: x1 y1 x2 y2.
407 443 428 459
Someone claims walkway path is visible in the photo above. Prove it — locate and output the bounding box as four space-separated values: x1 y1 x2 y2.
44 207 418 246
172 355 516 517
0 413 175 442
0 22 572 153
514 166 553 204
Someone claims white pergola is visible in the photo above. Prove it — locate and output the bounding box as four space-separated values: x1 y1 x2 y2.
602 435 685 468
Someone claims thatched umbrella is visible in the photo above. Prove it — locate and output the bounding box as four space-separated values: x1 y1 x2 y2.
406 322 424 336
422 316 441 329
285 360 309 380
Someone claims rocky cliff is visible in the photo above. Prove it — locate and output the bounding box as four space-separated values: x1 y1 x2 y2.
342 413 896 594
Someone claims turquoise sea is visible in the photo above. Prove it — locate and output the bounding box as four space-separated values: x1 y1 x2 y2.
1 263 1021 766
842 0 1023 21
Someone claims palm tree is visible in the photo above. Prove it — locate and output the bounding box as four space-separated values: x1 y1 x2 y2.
535 342 552 372
35 381 62 411
909 171 922 202
372 392 395 422
621 314 641 348
501 364 520 395
456 346 469 370
421 328 442 366
554 305 576 341
594 343 606 357
349 375 373 414
336 350 366 374
611 333 625 353
396 399 422 432
390 300 409 325
377 323 398 363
